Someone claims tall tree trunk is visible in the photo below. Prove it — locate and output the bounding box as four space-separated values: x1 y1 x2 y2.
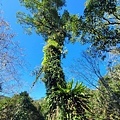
42 39 66 119
42 39 66 94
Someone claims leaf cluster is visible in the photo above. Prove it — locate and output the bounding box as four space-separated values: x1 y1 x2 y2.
47 80 90 119
80 0 120 58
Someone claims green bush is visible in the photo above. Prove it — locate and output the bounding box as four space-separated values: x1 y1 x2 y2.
0 91 45 120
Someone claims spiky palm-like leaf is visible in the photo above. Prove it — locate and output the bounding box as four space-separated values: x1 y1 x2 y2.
48 79 90 119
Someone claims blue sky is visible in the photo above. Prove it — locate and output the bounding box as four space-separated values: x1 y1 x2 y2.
1 0 88 100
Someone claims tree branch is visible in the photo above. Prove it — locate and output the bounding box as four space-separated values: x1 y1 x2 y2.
103 17 120 25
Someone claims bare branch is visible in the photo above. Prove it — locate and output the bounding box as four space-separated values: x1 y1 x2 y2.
0 13 25 94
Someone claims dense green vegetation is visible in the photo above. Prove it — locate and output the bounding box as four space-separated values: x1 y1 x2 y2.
0 0 120 119
0 91 44 120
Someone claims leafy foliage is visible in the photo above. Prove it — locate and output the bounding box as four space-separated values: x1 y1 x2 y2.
0 91 44 120
38 97 49 119
99 65 120 119
80 0 120 58
85 64 120 119
17 0 81 42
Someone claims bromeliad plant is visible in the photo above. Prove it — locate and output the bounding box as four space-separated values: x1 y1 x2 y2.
48 79 90 120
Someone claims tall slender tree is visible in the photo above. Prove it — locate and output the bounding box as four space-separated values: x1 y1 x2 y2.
17 0 83 119
17 0 80 94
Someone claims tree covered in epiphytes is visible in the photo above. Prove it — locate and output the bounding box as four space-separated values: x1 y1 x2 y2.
17 0 81 96
80 0 120 59
17 0 87 119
